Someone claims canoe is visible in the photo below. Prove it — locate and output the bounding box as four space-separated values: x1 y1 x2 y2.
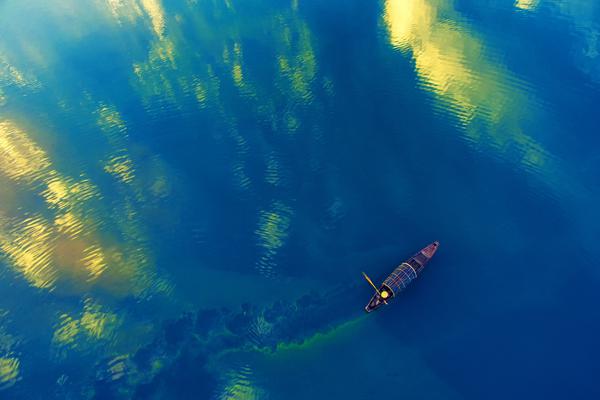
364 241 439 313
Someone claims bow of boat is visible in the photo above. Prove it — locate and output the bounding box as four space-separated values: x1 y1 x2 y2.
420 241 439 259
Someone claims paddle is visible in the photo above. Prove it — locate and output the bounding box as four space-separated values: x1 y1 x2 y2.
361 272 388 304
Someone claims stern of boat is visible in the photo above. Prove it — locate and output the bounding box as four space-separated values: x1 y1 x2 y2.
365 294 385 313
364 284 393 313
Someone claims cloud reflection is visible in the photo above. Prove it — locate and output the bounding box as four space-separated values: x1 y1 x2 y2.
0 0 326 392
0 357 19 390
0 119 167 298
515 0 539 11
219 364 262 400
119 0 322 277
141 0 167 38
384 0 555 178
52 297 121 349
0 312 20 390
255 201 293 278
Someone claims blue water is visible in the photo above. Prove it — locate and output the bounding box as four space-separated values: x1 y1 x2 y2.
1 0 599 398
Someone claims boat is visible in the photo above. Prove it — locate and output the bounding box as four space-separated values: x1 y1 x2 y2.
362 241 439 313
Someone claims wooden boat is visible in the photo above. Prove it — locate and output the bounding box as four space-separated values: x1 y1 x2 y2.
363 241 439 313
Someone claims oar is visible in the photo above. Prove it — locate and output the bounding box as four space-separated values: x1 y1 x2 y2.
362 272 388 304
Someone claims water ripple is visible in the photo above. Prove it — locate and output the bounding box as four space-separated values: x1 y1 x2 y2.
219 364 263 400
255 201 293 278
383 0 558 182
0 356 20 390
52 297 122 355
0 314 21 392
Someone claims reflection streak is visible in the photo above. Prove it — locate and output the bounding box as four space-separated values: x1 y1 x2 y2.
515 0 539 11
255 201 293 278
0 119 165 297
0 312 20 390
220 364 261 400
384 0 555 178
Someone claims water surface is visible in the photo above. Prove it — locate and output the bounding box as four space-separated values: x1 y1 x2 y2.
1 0 599 398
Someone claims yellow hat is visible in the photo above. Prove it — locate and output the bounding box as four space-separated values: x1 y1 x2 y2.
381 290 389 299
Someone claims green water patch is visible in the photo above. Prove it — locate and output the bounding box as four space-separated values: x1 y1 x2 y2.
212 314 462 400
68 282 364 398
269 314 367 354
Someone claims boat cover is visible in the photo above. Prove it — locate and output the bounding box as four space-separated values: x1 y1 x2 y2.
383 263 417 296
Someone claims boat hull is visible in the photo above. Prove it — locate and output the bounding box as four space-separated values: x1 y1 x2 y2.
365 241 439 313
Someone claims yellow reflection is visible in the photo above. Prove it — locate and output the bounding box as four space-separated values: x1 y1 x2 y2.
194 79 208 107
221 365 260 400
97 103 128 140
0 55 27 86
53 298 121 348
0 52 39 90
0 121 52 183
0 357 20 388
141 0 166 38
54 212 84 237
94 101 174 298
256 203 292 251
95 102 147 204
80 298 119 338
41 176 99 211
255 201 292 277
0 119 164 297
105 155 136 184
122 0 322 192
0 317 20 390
384 0 552 174
53 314 80 346
515 0 538 11
127 0 319 115
271 16 319 107
131 36 178 103
105 0 144 22
232 63 244 87
0 215 57 289
81 245 108 281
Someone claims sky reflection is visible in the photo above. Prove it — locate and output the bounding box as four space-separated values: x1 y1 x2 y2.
1 0 599 398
